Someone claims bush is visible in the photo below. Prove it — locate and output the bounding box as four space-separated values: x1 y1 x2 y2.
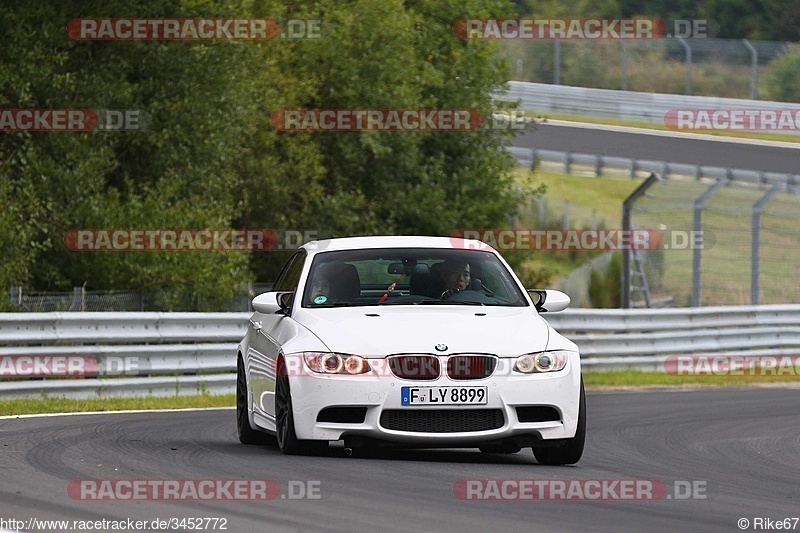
764 44 800 102
588 252 621 308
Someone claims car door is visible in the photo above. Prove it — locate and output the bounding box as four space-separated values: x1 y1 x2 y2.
247 251 306 423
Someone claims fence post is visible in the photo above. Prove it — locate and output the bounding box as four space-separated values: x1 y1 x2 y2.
554 40 561 85
72 286 85 312
538 195 546 227
677 37 692 95
622 173 659 308
10 286 22 307
751 185 780 304
620 39 628 91
691 180 725 307
742 39 758 100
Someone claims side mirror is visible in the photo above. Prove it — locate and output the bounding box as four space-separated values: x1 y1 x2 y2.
252 291 293 315
527 289 570 313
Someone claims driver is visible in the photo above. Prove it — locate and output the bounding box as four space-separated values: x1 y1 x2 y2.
309 272 332 304
440 260 471 298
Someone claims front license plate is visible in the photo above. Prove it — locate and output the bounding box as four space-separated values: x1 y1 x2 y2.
401 386 487 406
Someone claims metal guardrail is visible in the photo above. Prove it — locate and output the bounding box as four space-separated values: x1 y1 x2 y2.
503 81 800 128
0 308 797 398
507 146 800 187
0 312 248 344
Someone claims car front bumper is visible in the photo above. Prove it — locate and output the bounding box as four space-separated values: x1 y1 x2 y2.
286 353 582 446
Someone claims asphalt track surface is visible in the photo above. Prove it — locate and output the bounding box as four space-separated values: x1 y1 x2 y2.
512 122 800 174
2 388 799 532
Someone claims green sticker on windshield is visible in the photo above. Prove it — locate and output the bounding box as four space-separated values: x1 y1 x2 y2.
314 295 327 304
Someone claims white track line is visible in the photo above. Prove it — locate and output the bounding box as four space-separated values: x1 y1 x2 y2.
0 406 234 420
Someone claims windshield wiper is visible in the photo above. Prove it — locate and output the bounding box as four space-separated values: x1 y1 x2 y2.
417 300 484 306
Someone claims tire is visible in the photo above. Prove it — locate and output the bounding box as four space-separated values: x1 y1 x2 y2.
237 357 271 445
532 379 586 465
275 359 327 455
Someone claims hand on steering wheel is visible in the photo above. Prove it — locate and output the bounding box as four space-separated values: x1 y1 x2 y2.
440 288 459 300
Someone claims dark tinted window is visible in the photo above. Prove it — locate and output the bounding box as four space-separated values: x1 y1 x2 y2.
302 248 527 308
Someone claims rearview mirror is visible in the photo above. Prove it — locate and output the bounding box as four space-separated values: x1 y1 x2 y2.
527 289 570 313
387 262 430 275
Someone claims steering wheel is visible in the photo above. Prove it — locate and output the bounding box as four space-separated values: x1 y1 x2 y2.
440 289 459 300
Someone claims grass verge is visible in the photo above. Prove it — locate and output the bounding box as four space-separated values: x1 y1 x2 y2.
0 394 234 417
584 369 800 389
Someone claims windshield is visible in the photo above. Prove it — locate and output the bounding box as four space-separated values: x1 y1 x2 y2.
301 248 528 308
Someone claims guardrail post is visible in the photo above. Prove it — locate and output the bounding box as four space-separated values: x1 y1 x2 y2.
563 151 571 173
594 155 602 177
691 180 725 307
622 173 659 308
751 184 781 304
629 159 637 179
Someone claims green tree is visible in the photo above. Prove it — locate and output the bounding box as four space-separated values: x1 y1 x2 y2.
764 44 800 102
0 0 261 304
1 0 537 301
237 0 535 280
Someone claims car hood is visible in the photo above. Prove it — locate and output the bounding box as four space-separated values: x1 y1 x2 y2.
294 305 551 357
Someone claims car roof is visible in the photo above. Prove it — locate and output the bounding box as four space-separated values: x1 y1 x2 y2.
302 235 494 253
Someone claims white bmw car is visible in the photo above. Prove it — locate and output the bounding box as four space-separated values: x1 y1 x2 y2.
236 236 585 465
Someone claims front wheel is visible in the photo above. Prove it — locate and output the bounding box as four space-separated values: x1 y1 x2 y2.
275 360 327 455
532 379 586 465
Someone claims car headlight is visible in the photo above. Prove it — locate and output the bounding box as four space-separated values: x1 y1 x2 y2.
303 352 371 375
514 351 568 373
